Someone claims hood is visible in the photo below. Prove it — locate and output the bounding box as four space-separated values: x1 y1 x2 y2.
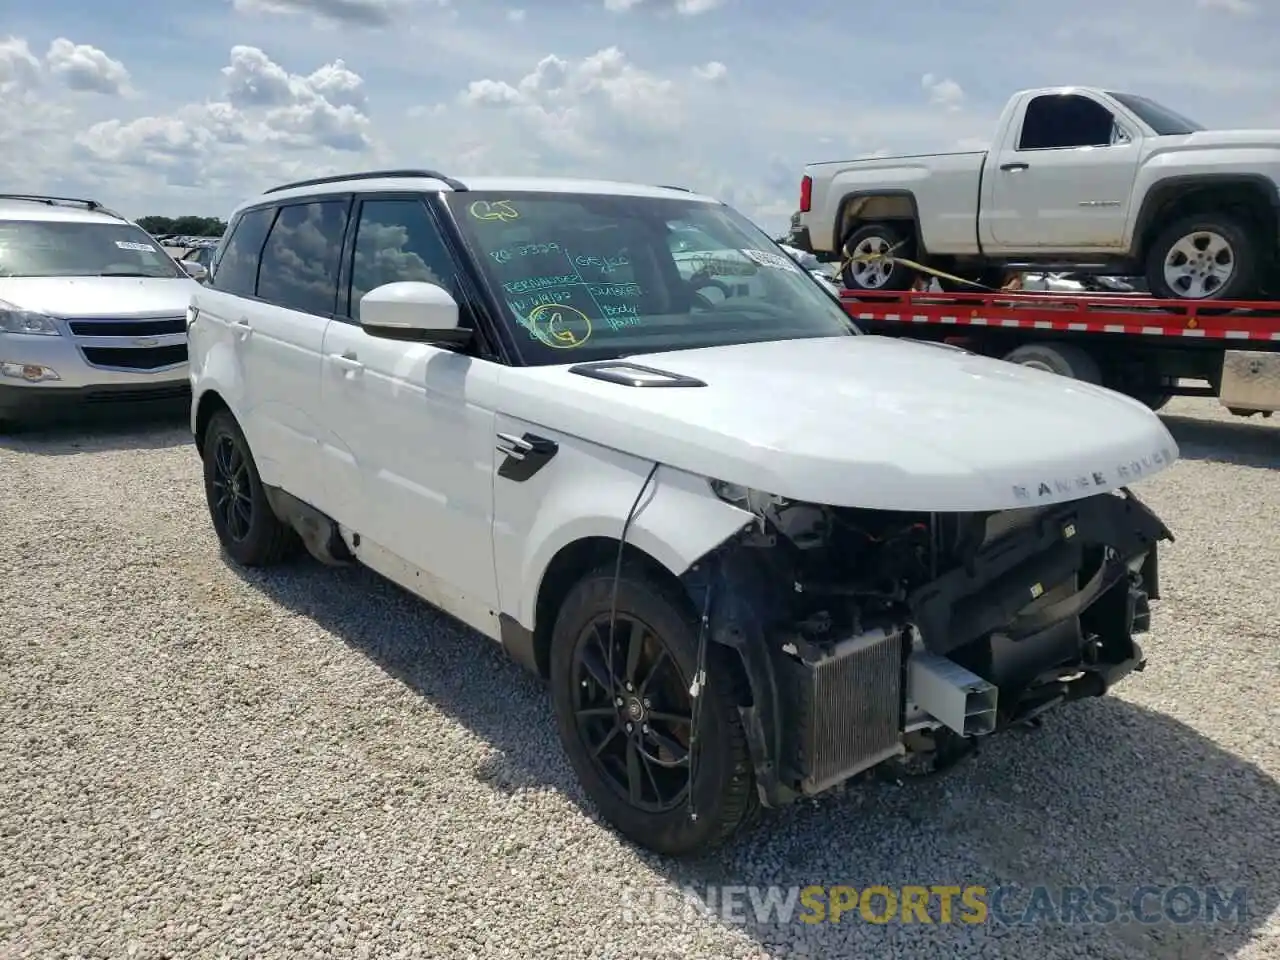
1155 129 1280 149
498 336 1179 512
0 276 198 318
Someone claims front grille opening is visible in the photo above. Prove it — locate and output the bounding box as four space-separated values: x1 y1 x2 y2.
68 316 186 337
81 344 187 370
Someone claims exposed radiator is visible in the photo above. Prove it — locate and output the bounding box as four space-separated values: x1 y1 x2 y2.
781 626 905 795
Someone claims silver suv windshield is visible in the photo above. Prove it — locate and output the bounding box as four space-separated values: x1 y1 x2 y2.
444 191 856 365
0 219 185 279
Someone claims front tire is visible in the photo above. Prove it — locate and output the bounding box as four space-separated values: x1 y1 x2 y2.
1145 213 1260 301
549 564 758 857
201 409 297 566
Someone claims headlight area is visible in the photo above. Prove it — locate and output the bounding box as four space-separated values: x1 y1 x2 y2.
0 302 62 336
685 480 1174 808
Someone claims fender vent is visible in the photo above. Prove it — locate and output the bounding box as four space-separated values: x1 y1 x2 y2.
568 361 706 388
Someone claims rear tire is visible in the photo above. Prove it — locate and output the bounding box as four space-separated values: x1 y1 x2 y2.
548 564 758 857
1145 212 1260 301
840 222 918 292
1002 343 1102 383
201 409 297 567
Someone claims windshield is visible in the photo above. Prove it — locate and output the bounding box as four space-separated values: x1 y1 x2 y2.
444 191 856 365
1107 92 1205 136
0 219 185 279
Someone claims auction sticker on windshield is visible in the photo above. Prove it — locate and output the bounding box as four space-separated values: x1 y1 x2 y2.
115 241 156 252
742 249 799 270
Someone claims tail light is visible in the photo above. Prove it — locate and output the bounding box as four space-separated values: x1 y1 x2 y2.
799 175 812 213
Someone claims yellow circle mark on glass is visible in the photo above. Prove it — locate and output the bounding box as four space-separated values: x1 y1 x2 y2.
469 199 520 222
528 303 592 349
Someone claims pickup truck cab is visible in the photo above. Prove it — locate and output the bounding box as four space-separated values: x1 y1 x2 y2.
188 169 1176 857
796 86 1280 301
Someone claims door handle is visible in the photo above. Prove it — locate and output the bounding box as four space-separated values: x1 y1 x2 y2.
329 353 364 375
1000 162 1029 172
232 319 253 340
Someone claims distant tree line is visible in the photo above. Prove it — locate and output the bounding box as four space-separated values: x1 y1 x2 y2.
135 215 227 238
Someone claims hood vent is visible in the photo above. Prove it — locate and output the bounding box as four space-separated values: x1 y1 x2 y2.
568 360 707 388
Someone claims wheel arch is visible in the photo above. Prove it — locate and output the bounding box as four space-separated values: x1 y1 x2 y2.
500 462 753 676
834 189 925 255
1132 174 1280 261
193 388 232 452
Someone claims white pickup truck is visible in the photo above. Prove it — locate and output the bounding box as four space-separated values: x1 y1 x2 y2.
794 86 1280 301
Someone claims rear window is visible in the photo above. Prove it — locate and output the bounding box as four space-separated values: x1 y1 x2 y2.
0 219 185 279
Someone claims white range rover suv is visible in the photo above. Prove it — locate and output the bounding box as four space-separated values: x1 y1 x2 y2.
188 169 1178 856
0 194 204 427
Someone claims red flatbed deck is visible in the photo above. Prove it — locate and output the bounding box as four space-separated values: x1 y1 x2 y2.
838 289 1280 344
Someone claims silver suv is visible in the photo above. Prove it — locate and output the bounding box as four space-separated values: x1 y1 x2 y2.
0 194 203 428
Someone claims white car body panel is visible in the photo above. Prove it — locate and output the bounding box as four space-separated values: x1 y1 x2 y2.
489 421 753 631
492 335 1178 514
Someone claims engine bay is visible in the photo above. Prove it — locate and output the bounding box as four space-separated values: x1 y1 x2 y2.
695 484 1173 804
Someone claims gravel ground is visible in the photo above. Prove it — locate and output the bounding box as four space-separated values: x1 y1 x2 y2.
1 397 1278 960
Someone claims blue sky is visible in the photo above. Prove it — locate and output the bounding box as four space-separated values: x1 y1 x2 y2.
0 0 1276 234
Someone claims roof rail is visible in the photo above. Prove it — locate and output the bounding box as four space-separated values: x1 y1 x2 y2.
0 193 126 221
263 169 469 195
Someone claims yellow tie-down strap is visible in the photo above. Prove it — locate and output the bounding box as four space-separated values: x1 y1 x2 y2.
835 240 1002 292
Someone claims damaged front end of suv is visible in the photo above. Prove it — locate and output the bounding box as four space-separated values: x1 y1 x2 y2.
679 481 1173 809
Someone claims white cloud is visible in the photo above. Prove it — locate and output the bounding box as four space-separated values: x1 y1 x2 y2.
693 61 727 82
230 0 447 26
45 38 130 95
70 46 373 201
921 73 964 111
506 8 526 21
0 37 41 94
603 0 726 13
1196 0 1255 12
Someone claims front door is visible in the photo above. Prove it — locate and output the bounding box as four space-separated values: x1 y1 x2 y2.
982 92 1141 251
317 195 500 619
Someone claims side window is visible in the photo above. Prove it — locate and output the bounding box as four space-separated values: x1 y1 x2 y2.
1018 94 1116 151
257 200 349 316
348 199 461 322
208 207 273 297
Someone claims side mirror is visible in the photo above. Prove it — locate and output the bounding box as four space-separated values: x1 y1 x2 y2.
179 259 208 282
359 281 470 346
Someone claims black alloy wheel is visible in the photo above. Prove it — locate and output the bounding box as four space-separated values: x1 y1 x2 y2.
571 612 694 813
211 433 253 543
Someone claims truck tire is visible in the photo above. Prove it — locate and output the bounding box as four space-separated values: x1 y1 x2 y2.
1003 343 1102 384
840 223 917 292
1145 212 1260 301
1134 392 1173 412
548 563 759 857
201 409 299 567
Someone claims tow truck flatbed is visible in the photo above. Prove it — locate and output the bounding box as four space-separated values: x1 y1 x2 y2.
838 288 1280 416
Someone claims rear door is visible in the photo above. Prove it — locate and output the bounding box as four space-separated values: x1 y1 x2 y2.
982 92 1141 251
206 198 350 511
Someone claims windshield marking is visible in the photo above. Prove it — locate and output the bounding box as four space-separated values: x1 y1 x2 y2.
527 302 593 348
469 199 520 221
448 191 859 364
